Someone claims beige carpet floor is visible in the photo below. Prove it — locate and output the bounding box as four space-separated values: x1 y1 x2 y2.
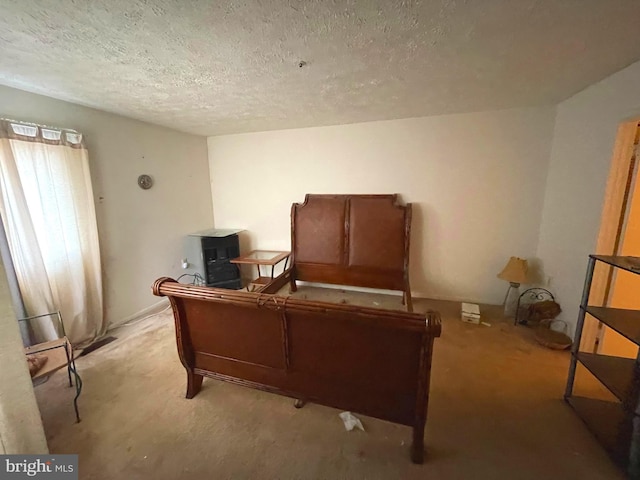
34 294 623 479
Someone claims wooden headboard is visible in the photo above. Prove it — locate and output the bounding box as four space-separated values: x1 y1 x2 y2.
290 194 413 311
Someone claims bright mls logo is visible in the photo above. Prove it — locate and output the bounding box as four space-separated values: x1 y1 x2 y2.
0 455 77 480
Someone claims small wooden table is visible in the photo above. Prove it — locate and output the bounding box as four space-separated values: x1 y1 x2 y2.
231 250 290 291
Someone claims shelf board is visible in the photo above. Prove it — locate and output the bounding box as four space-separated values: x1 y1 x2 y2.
566 396 630 466
584 306 640 346
576 353 640 405
591 255 640 275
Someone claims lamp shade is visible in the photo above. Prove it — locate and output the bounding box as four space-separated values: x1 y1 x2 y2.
497 257 529 284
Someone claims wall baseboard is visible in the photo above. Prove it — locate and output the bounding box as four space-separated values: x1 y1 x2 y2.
411 291 493 306
109 299 170 329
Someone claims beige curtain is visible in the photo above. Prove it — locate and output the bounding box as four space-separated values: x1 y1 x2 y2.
0 120 103 345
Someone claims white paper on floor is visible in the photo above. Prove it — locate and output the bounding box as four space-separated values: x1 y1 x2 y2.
339 411 365 431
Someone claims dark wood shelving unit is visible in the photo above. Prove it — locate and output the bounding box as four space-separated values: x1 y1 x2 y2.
565 396 629 465
584 306 640 345
575 353 639 404
565 255 640 477
590 255 640 275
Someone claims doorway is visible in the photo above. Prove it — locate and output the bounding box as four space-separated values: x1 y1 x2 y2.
584 120 640 355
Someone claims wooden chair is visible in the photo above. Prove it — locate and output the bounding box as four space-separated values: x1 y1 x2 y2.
20 311 82 423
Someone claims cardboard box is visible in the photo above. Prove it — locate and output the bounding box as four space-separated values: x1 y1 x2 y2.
461 302 481 324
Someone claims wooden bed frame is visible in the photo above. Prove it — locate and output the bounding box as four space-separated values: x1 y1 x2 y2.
289 194 413 311
153 278 441 463
154 193 439 462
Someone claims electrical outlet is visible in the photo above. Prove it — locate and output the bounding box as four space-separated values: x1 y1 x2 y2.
546 275 553 287
181 258 189 269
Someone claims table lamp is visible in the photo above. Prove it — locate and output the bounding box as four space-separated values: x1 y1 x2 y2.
497 256 529 317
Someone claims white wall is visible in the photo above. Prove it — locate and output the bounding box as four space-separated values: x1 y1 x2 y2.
0 85 213 328
208 107 556 304
537 60 640 333
0 256 48 454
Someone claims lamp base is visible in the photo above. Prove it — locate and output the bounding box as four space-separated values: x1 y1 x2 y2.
503 282 521 317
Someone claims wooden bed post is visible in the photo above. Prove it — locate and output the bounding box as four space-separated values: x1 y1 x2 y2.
411 312 438 463
186 371 203 399
290 202 298 293
403 285 414 313
404 204 413 313
411 420 426 463
411 337 432 463
153 277 205 399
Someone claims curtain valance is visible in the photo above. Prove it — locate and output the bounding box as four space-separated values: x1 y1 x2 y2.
0 119 84 149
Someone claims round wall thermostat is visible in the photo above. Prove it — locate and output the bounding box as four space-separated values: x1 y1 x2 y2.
137 174 153 190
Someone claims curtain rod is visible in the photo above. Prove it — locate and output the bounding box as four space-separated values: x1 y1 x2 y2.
0 117 80 134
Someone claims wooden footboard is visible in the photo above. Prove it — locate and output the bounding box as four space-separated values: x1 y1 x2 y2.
153 277 441 463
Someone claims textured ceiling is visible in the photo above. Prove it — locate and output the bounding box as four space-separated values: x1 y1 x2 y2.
1 0 640 136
